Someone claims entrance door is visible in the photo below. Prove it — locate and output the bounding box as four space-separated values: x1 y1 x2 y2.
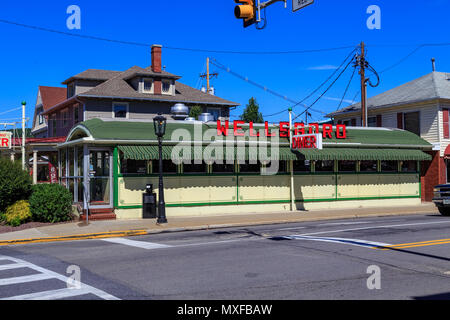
89 150 112 208
447 159 450 184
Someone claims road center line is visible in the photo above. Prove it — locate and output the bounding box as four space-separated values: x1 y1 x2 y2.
295 220 450 237
280 235 391 248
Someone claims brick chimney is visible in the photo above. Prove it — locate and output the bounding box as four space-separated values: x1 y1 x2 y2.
151 45 162 73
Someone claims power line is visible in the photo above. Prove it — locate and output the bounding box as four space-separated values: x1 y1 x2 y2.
0 18 356 55
336 64 357 111
0 106 22 116
289 47 358 111
293 53 356 122
210 58 326 116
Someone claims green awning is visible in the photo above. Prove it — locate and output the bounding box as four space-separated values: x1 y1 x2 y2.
119 145 431 161
295 148 431 161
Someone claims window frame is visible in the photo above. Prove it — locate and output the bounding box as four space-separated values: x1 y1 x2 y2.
403 111 421 136
142 78 154 94
112 102 129 119
67 83 75 98
367 116 377 127
207 108 222 121
74 105 79 124
161 80 172 95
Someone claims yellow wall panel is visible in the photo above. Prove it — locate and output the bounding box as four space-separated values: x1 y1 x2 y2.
356 174 380 198
294 175 335 200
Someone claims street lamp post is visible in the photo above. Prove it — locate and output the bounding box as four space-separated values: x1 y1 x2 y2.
153 114 168 224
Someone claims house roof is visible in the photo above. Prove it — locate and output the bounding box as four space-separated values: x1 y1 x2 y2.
39 86 67 111
78 66 239 106
328 71 450 117
61 69 122 84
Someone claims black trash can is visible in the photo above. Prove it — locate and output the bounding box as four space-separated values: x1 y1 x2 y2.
143 184 157 219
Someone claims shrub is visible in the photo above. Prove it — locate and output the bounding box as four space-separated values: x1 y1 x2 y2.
0 158 32 212
29 184 73 223
4 200 32 227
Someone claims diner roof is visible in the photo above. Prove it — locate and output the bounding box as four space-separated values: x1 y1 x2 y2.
66 118 432 149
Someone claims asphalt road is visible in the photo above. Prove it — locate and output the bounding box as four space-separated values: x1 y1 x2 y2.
1 213 450 300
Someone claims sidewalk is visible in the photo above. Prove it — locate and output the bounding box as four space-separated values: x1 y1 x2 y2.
0 203 439 245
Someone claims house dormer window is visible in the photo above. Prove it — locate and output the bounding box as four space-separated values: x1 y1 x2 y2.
68 83 75 98
162 80 170 94
143 78 153 93
37 106 44 125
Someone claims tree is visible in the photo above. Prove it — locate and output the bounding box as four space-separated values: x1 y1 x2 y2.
240 97 264 123
189 105 203 120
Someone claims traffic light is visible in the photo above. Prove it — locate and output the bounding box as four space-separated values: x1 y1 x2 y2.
234 0 257 28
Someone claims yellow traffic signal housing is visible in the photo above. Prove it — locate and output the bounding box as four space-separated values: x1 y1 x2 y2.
234 0 257 28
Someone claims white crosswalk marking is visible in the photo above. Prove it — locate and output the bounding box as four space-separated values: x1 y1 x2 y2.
101 237 172 249
0 255 119 300
0 263 29 271
0 273 54 286
3 288 91 300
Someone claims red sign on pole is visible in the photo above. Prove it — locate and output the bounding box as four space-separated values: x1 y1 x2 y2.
48 162 58 184
291 134 323 150
0 132 12 149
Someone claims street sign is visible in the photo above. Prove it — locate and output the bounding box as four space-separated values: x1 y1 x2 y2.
0 131 12 149
292 0 314 12
291 134 323 150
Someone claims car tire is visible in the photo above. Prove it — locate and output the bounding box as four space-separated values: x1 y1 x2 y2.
438 207 450 216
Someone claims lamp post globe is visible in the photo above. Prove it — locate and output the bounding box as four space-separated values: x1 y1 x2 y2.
153 114 168 224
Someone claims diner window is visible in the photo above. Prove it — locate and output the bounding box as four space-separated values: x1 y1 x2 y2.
113 103 128 119
212 162 235 174
315 160 334 172
153 160 178 174
360 160 378 172
293 160 311 173
239 163 262 174
121 159 149 174
381 160 398 172
338 160 356 172
403 112 420 136
400 161 417 173
183 162 207 174
277 161 288 173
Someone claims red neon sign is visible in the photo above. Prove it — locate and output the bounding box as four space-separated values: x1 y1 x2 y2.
217 121 346 139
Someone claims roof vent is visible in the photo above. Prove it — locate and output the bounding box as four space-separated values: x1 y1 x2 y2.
171 103 189 120
198 113 214 123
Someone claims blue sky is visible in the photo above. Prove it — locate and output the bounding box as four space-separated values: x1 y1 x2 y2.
0 0 449 126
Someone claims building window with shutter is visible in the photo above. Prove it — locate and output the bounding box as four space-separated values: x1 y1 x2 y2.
368 117 377 127
403 111 420 136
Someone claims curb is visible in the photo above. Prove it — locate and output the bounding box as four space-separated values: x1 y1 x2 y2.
0 209 438 246
0 229 147 246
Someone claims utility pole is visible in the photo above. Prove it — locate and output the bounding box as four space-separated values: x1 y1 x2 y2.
288 107 295 212
358 42 368 127
200 58 219 94
21 101 26 170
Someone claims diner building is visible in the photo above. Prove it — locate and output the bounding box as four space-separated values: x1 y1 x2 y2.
58 118 432 220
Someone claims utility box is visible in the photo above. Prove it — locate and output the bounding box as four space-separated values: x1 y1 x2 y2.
143 184 157 219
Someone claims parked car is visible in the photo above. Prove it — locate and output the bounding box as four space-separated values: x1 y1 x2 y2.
432 184 450 216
